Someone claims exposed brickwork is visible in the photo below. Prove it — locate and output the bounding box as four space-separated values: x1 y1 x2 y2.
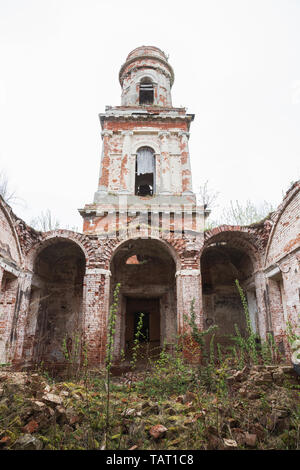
0 196 22 266
0 46 299 368
264 182 300 349
266 182 300 265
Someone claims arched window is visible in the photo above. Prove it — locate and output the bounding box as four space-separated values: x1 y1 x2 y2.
139 78 154 105
135 147 155 196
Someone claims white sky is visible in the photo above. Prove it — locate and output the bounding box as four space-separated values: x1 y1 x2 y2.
0 0 299 231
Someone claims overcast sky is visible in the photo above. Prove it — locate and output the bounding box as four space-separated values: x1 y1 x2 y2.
0 0 299 231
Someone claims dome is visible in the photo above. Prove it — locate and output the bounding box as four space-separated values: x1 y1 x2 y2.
119 45 174 87
126 46 168 62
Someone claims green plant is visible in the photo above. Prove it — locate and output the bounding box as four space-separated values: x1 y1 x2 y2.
260 335 273 365
228 324 247 369
118 312 144 449
130 312 144 369
62 332 81 379
235 279 258 365
260 392 271 412
217 343 223 365
104 282 120 448
136 344 194 398
286 314 300 345
209 334 215 366
184 298 218 362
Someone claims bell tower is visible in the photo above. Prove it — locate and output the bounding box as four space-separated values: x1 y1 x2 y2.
79 46 203 235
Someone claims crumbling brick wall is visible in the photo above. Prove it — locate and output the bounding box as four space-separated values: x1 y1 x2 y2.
264 182 300 352
0 188 299 367
0 44 299 369
0 198 23 363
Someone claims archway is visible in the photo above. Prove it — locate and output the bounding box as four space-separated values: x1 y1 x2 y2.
110 238 177 362
135 146 156 196
201 239 255 349
27 240 86 367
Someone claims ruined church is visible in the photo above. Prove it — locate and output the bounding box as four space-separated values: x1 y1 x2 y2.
0 46 299 369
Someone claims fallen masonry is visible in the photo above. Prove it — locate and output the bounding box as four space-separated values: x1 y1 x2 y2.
0 365 299 450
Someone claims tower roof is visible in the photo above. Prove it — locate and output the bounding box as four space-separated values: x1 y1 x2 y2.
119 45 174 87
126 46 168 61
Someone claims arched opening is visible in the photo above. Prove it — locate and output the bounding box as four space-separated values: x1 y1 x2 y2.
0 271 19 364
139 77 154 105
28 240 86 368
135 146 155 196
110 238 177 362
201 239 256 349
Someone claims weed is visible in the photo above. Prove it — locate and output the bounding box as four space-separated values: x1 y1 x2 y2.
235 279 258 365
62 331 81 379
183 299 218 362
104 282 120 448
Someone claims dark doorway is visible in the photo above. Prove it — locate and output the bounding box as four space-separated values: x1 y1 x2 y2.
125 297 160 360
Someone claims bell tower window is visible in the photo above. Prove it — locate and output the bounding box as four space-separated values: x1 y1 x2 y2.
139 78 154 105
135 147 155 196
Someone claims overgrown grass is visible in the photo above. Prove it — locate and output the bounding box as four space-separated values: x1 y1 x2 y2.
135 344 196 398
4 277 298 451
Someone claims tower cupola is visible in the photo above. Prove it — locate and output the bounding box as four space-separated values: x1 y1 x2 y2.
119 46 174 107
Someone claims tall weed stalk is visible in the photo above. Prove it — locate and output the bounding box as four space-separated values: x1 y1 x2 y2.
104 282 120 447
235 279 258 365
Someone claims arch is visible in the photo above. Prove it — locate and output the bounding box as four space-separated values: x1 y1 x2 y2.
132 69 158 91
134 70 158 88
135 146 156 196
24 235 87 369
201 226 261 348
132 140 160 156
109 237 179 361
26 230 90 272
203 225 262 270
139 76 154 105
109 236 181 272
140 76 155 84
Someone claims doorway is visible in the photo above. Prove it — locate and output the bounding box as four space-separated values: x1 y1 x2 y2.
125 297 160 360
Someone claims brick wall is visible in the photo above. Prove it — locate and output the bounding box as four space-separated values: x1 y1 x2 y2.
0 200 21 265
266 183 300 265
265 183 300 353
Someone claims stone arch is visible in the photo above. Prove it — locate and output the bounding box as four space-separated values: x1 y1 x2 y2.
25 230 91 272
23 234 87 369
203 225 262 270
109 237 179 361
132 141 160 196
135 146 156 196
134 70 158 85
132 140 160 156
109 235 182 272
201 226 261 348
